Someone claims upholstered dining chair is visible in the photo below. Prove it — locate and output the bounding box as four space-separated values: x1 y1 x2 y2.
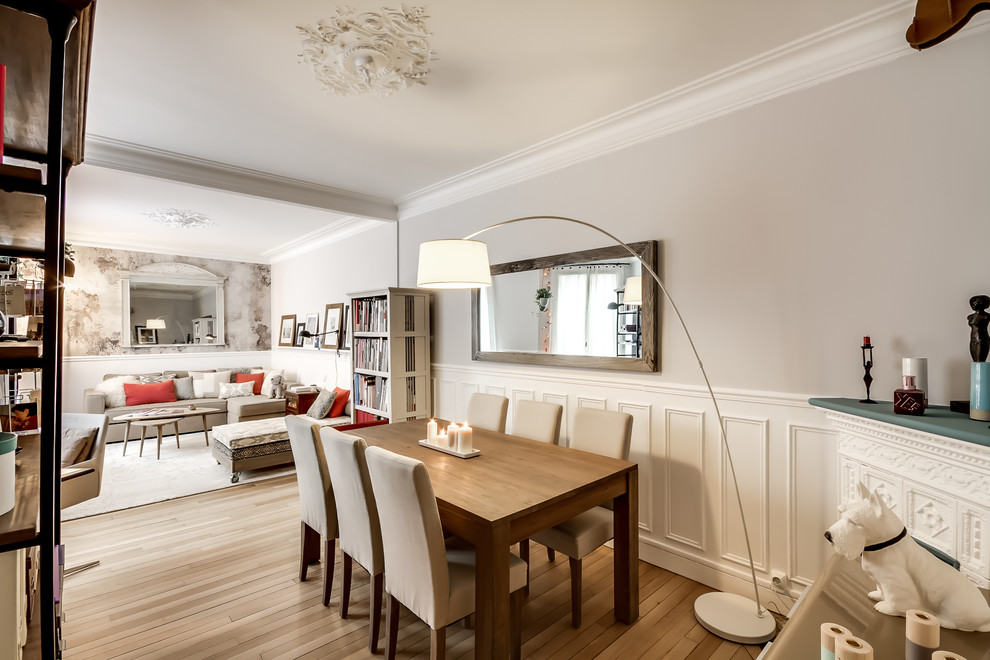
285 414 338 607
528 408 633 627
511 399 563 445
61 413 109 576
320 427 385 653
465 392 509 433
365 446 528 660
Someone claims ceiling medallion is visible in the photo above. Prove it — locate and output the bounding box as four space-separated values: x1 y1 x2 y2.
143 209 215 230
297 5 437 98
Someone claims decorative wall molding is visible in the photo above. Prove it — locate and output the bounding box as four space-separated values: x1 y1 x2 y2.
577 396 607 410
664 408 706 551
63 350 270 363
542 392 569 442
432 362 815 409
786 424 836 588
398 2 990 219
263 217 386 263
618 400 653 533
84 135 398 221
720 416 769 572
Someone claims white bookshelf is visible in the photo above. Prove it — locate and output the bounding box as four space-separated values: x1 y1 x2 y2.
348 288 431 423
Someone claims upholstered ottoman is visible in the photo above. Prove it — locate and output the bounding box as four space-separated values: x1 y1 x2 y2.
211 415 352 483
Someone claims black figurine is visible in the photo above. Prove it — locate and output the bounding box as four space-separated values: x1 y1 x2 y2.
969 294 990 362
860 337 877 404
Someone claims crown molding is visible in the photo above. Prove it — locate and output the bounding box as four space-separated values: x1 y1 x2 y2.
263 216 384 263
65 235 274 264
397 1 990 219
83 135 398 222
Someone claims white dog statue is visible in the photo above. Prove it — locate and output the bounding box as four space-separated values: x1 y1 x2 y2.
824 482 990 631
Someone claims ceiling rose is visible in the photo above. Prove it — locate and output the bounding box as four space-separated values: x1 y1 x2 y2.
297 5 437 98
144 209 215 230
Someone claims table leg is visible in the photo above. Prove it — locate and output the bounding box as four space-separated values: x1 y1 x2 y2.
122 420 131 455
139 426 147 457
174 421 181 448
201 412 209 446
157 425 163 460
474 521 510 660
612 469 639 624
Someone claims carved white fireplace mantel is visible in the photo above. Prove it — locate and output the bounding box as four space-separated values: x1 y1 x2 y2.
811 398 990 589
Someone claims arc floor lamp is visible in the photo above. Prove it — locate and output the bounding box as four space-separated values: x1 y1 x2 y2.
417 215 777 645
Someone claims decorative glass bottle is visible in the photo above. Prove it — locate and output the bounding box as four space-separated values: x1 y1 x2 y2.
894 375 925 416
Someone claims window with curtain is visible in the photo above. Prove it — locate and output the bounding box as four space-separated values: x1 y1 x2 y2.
550 264 628 356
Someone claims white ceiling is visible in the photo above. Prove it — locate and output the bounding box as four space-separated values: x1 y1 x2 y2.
65 0 902 262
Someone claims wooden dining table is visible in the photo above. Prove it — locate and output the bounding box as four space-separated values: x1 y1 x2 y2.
348 418 639 660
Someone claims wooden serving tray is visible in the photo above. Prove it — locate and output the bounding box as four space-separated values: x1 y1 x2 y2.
418 439 481 459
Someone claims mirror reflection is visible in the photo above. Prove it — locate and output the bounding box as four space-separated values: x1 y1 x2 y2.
120 264 226 347
129 281 218 345
472 241 659 372
479 258 641 357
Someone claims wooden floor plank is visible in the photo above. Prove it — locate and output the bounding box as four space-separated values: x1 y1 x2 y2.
61 474 767 659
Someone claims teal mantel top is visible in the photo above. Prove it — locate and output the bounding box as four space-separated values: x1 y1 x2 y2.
809 397 990 449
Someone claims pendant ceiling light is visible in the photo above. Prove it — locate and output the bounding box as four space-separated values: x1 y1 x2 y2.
297 5 436 98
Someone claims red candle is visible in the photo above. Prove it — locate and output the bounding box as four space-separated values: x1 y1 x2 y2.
863 336 871 346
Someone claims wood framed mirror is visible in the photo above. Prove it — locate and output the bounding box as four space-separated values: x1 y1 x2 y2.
471 240 659 371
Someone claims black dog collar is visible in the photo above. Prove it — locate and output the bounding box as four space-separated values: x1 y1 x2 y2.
864 527 907 552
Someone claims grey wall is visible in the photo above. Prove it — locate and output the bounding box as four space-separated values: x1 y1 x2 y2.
65 246 272 356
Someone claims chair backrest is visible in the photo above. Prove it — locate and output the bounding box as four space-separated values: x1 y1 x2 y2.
320 427 384 576
512 400 563 445
569 408 633 460
365 446 450 628
60 413 109 507
286 414 338 540
466 393 508 433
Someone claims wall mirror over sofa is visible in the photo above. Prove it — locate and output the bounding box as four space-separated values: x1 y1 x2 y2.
119 263 226 347
471 240 659 371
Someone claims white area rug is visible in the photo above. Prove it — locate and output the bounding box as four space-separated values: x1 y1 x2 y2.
61 433 295 520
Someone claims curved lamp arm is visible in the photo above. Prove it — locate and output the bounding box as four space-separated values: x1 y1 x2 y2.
426 215 766 621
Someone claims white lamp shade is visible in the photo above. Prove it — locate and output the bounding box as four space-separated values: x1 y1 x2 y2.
623 276 643 305
146 318 167 330
417 239 493 288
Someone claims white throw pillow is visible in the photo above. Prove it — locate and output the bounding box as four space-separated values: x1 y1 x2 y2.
94 375 140 408
260 369 284 397
200 370 232 398
219 382 254 399
192 379 206 399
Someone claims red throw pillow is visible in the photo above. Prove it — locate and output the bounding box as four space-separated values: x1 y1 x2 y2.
329 387 350 418
236 372 265 395
123 380 177 406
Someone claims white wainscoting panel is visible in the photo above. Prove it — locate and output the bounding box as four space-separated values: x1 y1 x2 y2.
458 382 481 422
436 379 456 421
786 424 837 587
720 416 769 572
664 408 706 551
431 362 839 600
619 400 653 533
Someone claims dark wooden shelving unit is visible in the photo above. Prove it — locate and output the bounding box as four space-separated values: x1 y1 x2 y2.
1 1 96 656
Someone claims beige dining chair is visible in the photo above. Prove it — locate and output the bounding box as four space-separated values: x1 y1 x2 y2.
511 399 563 445
365 446 528 660
320 427 385 653
465 392 509 433
61 413 109 576
528 408 633 627
286 414 339 607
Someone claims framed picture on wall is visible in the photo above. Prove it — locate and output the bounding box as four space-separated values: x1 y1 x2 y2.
342 304 351 350
304 312 320 347
295 322 306 347
323 303 343 350
135 326 158 345
278 314 296 347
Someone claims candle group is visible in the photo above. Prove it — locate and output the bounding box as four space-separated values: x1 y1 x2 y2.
426 419 473 453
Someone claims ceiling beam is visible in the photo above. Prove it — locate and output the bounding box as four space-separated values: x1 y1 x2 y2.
84 135 398 222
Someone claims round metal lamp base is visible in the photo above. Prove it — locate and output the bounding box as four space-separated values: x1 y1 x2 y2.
694 592 777 645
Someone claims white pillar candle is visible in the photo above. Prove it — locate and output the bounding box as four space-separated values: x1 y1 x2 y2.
436 430 447 447
447 423 459 449
458 423 473 453
426 419 438 443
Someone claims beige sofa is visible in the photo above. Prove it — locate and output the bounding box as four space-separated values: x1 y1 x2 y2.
83 369 287 443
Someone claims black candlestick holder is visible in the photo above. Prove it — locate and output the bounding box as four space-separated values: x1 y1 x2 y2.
860 340 877 404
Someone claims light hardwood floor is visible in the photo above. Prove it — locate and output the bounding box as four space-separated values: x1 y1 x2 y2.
61 474 766 659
